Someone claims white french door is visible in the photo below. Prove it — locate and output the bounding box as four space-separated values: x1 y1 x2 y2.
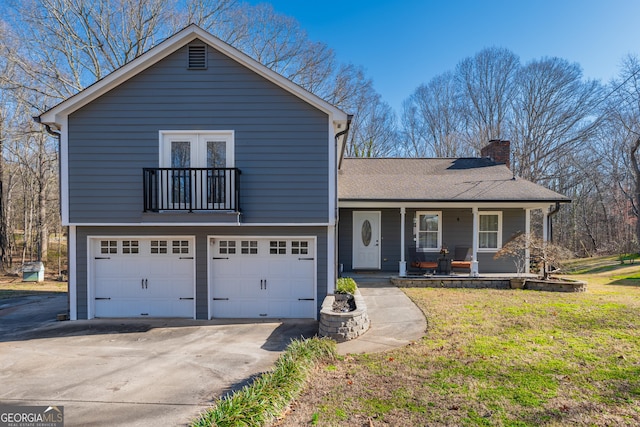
161 132 234 209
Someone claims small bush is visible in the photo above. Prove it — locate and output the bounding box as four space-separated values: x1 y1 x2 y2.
335 277 357 294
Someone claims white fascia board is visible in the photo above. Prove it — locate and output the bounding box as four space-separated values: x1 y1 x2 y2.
39 24 348 127
338 201 560 210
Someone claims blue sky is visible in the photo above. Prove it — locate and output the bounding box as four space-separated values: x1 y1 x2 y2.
248 0 640 115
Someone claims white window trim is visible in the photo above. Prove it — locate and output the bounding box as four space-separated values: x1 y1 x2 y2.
478 211 503 252
159 130 235 168
416 211 442 252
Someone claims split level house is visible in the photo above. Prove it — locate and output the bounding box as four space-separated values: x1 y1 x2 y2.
37 25 569 321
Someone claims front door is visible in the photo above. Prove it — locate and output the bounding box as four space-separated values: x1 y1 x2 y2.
352 211 381 269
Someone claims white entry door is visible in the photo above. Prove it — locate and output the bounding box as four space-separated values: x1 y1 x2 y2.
91 238 195 318
209 237 316 319
352 211 381 269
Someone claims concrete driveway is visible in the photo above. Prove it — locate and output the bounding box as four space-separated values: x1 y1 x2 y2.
0 294 318 426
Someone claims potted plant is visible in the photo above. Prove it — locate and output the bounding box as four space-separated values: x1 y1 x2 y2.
334 277 357 302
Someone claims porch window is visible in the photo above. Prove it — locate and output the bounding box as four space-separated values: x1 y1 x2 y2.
416 211 441 251
478 212 502 250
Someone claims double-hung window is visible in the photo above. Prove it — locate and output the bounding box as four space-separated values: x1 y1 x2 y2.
416 211 441 251
478 212 502 251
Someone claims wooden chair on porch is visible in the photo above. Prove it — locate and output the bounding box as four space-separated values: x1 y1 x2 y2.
407 246 437 274
451 246 472 271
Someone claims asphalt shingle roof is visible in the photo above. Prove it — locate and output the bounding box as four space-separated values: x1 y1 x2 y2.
338 158 570 202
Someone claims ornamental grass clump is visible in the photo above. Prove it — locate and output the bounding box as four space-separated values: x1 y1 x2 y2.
191 337 337 427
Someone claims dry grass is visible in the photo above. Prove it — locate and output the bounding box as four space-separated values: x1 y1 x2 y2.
276 258 640 426
0 275 67 298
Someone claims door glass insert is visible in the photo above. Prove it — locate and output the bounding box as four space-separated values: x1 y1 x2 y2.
172 240 189 254
270 241 287 255
100 240 118 254
241 240 258 254
219 240 236 255
122 240 139 254
171 141 191 205
361 220 372 247
207 140 226 205
150 240 168 254
291 241 309 255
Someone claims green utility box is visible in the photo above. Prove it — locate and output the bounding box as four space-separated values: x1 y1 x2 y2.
22 262 45 282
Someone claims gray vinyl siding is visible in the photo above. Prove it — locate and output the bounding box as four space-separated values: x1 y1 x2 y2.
338 208 526 273
75 226 328 320
68 40 329 224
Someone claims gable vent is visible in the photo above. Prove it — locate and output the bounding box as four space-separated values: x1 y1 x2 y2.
188 45 207 69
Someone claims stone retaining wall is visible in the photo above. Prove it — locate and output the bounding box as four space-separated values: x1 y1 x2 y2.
319 290 370 342
523 278 587 292
391 276 587 292
392 277 510 289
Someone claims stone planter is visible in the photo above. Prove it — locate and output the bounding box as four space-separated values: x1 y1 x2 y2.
523 277 587 292
319 289 370 342
334 293 351 302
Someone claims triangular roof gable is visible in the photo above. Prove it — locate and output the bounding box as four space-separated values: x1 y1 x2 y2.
38 24 348 126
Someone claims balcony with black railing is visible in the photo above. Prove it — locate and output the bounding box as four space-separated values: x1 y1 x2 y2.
143 168 240 212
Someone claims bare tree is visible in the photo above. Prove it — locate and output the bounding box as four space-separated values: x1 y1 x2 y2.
402 71 469 157
456 47 520 151
604 55 640 246
509 57 603 183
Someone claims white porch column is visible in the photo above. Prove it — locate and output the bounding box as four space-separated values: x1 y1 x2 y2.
471 207 479 277
525 208 531 274
543 207 549 242
399 207 407 277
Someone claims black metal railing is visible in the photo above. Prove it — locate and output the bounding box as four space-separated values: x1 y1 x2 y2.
143 168 240 212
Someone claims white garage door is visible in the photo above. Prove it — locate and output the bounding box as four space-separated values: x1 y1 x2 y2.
92 238 195 318
209 237 316 319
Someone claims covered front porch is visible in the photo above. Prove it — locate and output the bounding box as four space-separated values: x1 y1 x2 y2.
338 203 560 277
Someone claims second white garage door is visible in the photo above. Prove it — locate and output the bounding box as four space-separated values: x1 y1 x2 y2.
209 237 316 319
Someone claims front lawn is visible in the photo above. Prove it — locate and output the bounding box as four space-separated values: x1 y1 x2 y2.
0 276 67 299
277 258 640 426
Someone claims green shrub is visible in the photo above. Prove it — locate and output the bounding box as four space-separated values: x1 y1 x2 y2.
335 277 357 294
192 337 337 427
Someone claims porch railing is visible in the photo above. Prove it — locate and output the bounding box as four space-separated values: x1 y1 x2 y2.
143 168 240 212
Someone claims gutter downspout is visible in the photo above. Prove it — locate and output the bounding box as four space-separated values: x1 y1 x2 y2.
33 116 69 319
336 115 353 170
547 202 561 242
333 115 352 284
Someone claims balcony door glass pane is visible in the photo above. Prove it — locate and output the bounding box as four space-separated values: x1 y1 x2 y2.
207 140 226 205
171 141 190 204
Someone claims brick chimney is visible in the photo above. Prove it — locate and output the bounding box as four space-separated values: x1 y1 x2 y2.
481 139 510 168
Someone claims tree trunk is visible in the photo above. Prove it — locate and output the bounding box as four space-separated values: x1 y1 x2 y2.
630 137 640 246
